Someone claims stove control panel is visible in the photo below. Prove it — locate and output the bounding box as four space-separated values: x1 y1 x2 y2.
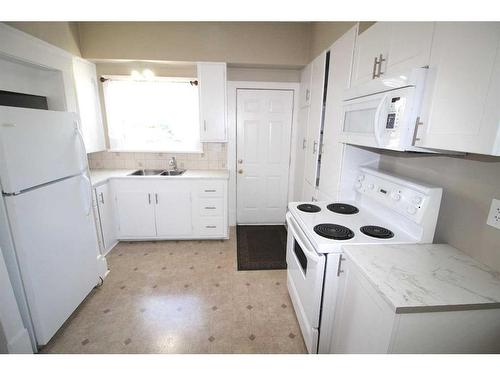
355 173 427 223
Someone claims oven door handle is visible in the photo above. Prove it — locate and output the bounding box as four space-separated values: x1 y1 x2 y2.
286 213 322 262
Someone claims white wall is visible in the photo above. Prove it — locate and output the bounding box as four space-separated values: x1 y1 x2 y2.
379 152 500 272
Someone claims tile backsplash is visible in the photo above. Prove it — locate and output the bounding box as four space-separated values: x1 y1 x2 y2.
88 143 227 170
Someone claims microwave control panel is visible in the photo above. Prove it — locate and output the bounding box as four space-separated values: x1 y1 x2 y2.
385 97 406 134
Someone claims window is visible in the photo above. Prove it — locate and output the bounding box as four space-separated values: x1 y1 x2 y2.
103 77 202 152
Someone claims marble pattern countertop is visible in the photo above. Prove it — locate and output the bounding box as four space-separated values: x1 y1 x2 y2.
342 243 500 313
89 169 230 187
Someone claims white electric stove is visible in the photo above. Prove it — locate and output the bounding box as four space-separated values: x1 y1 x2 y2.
286 166 443 354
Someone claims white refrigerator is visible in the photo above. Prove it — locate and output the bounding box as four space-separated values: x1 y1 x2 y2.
0 105 105 348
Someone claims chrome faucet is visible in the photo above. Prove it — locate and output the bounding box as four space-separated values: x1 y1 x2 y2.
169 156 178 171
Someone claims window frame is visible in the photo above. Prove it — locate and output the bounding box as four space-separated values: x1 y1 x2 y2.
101 75 203 154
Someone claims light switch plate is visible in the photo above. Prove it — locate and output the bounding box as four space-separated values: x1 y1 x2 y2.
486 199 500 230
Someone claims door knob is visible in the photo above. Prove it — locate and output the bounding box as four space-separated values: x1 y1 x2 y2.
238 169 243 174
238 159 243 164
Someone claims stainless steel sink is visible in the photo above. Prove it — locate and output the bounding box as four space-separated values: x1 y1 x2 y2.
160 169 186 176
128 169 186 176
128 169 164 176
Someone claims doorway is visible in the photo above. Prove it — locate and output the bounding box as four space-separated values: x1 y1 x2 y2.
236 89 294 224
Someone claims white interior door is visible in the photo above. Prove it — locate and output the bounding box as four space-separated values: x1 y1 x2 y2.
236 89 293 224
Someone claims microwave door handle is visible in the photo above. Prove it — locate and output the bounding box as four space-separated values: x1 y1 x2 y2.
373 94 389 147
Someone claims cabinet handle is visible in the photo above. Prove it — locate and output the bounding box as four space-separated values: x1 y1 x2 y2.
412 116 424 145
204 206 216 209
203 120 207 132
238 159 243 164
377 53 386 77
302 138 307 149
337 255 346 277
100 192 104 204
305 89 310 102
155 193 159 204
204 189 216 192
206 225 217 229
372 56 379 79
313 140 318 154
148 193 151 204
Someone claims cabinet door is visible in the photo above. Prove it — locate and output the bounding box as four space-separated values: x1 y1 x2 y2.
115 191 156 237
72 57 106 153
303 53 326 187
415 22 500 155
155 189 192 237
96 183 117 253
351 23 389 87
299 63 313 108
318 26 356 200
198 62 227 142
383 22 434 76
331 259 395 354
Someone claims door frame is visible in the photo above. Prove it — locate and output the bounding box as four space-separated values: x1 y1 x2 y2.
227 81 300 226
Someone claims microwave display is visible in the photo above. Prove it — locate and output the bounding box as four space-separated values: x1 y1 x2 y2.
386 113 396 129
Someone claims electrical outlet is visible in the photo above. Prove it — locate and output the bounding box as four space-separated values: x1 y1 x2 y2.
486 199 500 230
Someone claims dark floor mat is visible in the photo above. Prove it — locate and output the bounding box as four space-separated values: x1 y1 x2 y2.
236 225 287 271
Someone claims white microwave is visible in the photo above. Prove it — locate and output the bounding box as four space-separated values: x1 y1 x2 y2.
340 68 433 152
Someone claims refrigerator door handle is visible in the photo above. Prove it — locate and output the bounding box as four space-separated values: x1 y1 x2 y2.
81 174 93 217
74 121 89 173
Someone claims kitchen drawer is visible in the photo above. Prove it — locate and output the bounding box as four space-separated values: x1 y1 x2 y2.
198 181 224 197
198 198 223 216
198 217 224 236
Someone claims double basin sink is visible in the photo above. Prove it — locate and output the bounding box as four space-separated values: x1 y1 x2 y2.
128 169 186 176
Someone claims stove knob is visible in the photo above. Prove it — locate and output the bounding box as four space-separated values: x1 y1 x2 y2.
412 196 423 205
355 182 362 189
357 174 365 181
407 205 417 215
368 183 375 190
391 192 401 201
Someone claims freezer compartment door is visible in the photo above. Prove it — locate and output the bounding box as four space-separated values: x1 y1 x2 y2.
0 106 86 193
5 175 99 345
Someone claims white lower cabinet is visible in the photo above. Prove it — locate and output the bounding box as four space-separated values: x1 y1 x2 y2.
155 189 192 237
331 257 500 354
95 183 118 253
115 190 156 238
113 178 228 240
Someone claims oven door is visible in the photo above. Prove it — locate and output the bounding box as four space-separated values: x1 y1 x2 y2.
340 86 416 151
286 212 325 353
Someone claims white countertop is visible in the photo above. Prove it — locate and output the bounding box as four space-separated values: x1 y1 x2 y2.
342 243 500 313
89 169 230 187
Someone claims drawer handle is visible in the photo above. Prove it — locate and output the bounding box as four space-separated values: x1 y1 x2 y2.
204 189 216 192
206 225 217 228
204 207 217 209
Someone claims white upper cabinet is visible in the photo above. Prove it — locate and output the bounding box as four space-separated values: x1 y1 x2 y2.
72 57 106 153
384 22 434 76
351 22 434 87
318 26 357 200
197 62 227 142
303 52 327 187
414 22 500 155
351 23 389 86
299 62 313 108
